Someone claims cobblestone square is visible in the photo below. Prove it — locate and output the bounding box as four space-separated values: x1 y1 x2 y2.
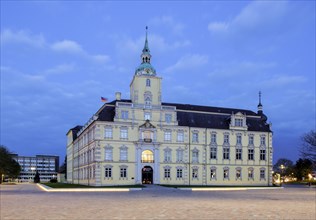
1 184 315 219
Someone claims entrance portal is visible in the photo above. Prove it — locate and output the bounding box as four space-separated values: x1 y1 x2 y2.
142 166 153 184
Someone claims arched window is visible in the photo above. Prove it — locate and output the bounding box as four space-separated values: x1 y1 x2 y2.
141 150 154 163
146 79 151 87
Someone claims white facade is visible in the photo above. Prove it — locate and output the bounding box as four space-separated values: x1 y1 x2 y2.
67 31 273 186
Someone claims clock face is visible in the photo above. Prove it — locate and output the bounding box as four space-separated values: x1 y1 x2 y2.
144 68 152 74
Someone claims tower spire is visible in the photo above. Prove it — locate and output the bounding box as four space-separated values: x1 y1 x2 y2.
143 26 150 54
258 91 263 114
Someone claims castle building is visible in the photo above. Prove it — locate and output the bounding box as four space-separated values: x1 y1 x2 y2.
66 29 273 186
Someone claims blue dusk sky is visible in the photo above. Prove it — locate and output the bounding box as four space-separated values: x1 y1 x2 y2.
1 1 315 164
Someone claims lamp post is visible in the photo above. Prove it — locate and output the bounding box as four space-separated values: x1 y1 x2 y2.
280 164 285 183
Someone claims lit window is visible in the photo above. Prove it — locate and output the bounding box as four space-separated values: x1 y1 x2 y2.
248 149 254 160
141 150 154 163
248 168 254 179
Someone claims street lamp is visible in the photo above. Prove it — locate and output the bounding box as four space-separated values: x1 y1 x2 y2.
280 164 285 183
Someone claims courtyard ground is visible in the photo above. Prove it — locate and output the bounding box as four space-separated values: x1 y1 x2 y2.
0 183 315 219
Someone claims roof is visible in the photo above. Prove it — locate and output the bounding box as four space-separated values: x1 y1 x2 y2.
96 99 271 132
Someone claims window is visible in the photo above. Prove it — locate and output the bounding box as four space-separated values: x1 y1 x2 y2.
192 150 199 163
104 167 112 178
260 169 265 180
144 112 151 120
210 147 217 159
146 79 151 87
176 149 184 162
249 135 254 145
104 127 112 139
120 147 128 161
248 149 254 160
141 150 154 163
177 168 183 178
223 168 229 179
236 148 242 160
165 114 172 123
223 147 230 160
236 134 242 145
260 149 266 161
224 134 229 144
192 168 198 179
121 110 128 120
164 148 172 162
164 131 171 142
236 168 242 179
235 118 243 127
210 168 216 179
260 136 266 146
120 168 127 178
177 131 184 142
192 133 199 143
211 133 217 144
120 127 128 139
105 147 113 161
248 168 254 179
164 168 171 178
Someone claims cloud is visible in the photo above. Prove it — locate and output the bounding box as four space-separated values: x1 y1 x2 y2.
149 15 185 35
208 1 288 35
0 29 46 47
51 40 83 54
164 54 209 73
262 75 306 87
208 22 229 32
44 63 76 75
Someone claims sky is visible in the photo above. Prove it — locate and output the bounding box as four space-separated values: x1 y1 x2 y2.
1 1 315 165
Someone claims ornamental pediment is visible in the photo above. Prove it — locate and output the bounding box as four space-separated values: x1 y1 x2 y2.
139 120 156 128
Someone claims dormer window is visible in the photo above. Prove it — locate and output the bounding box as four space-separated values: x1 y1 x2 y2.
235 118 243 127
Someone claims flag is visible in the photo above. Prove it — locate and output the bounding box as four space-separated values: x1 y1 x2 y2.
101 97 108 102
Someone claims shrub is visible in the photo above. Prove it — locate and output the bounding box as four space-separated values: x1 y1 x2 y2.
50 178 58 183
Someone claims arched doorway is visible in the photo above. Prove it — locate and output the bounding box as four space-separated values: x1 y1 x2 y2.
142 166 153 184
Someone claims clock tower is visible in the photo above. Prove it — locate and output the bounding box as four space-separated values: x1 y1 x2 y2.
130 27 162 106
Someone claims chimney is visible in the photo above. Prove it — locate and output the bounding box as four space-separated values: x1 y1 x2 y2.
115 92 121 100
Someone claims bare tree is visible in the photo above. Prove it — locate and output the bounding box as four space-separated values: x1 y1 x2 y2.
300 130 316 163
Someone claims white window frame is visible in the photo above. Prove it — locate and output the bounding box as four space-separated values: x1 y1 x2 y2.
177 131 184 142
120 127 128 140
164 130 172 142
104 127 113 139
223 147 230 160
210 147 217 159
121 110 129 120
